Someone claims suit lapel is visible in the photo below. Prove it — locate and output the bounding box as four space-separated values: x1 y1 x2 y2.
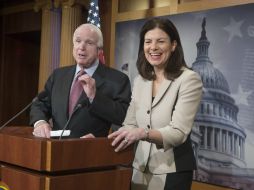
91 63 105 88
152 79 172 108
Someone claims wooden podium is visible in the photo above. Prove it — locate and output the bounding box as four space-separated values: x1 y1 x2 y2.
0 127 134 190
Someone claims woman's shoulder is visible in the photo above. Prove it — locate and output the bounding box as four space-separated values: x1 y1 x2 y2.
133 74 149 84
180 67 201 81
171 67 203 89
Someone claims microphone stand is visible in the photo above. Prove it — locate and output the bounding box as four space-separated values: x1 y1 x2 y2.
59 102 84 139
0 102 33 131
0 91 47 131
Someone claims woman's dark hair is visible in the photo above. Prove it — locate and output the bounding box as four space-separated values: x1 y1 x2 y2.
136 17 188 80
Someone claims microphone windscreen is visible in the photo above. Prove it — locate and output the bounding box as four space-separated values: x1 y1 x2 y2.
32 91 48 102
37 91 48 100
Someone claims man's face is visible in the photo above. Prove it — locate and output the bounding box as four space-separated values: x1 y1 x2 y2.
73 26 99 68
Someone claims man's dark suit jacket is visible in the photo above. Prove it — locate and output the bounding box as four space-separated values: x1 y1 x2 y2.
30 63 131 138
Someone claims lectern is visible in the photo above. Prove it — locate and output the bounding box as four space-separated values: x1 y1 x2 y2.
0 127 134 190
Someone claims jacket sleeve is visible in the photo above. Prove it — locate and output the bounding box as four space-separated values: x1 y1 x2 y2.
29 72 54 125
121 77 139 129
157 71 203 151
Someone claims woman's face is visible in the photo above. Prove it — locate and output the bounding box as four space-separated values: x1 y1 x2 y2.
144 28 176 69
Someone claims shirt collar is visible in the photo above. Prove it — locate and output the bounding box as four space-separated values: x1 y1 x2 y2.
75 59 99 77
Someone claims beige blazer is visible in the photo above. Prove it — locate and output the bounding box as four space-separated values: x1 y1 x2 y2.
123 68 203 174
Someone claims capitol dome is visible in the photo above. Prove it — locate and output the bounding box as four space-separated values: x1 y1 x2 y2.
190 18 246 179
191 18 230 94
193 61 230 93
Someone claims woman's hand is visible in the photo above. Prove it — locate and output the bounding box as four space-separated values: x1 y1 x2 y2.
108 128 146 152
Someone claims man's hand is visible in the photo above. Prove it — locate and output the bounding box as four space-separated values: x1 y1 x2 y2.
78 74 96 100
80 133 95 138
32 122 51 138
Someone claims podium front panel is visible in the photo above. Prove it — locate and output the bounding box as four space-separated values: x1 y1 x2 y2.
1 164 132 190
0 127 134 189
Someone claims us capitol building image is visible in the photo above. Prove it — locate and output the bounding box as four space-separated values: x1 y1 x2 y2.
190 18 254 190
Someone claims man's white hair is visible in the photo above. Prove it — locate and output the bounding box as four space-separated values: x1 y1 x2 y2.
73 23 103 48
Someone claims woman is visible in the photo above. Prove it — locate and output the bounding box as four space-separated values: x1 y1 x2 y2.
108 18 203 190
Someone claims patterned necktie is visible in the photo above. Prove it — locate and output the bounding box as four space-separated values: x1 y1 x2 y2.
68 70 85 115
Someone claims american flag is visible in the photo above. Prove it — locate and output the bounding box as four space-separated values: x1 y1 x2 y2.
87 0 101 28
87 0 105 64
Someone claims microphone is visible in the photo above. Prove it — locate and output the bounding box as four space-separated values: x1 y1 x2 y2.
35 91 48 102
0 91 48 131
58 100 87 139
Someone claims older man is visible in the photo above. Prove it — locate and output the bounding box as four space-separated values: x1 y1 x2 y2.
30 23 131 138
